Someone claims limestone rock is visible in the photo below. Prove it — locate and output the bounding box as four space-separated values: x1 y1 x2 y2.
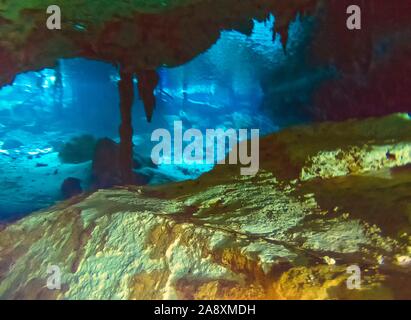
59 135 97 164
91 138 150 188
0 114 410 299
61 177 83 199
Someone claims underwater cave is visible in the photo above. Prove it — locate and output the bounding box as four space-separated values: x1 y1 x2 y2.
0 0 410 301
0 13 321 218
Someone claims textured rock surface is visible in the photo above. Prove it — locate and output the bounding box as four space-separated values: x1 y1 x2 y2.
0 114 410 299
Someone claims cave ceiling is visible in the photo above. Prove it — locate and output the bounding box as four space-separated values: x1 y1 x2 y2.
1 0 411 119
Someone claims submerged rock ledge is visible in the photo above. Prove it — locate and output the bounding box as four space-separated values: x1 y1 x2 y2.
0 114 410 299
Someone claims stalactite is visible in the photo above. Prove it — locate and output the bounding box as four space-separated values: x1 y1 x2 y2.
272 15 292 52
116 68 159 185
118 67 135 185
136 70 159 123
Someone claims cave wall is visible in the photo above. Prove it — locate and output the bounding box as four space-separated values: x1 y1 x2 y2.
310 0 411 120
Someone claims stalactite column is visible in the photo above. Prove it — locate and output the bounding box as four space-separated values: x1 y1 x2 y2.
118 67 135 185
136 70 159 123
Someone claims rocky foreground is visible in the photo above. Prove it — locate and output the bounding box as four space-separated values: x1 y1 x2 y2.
0 114 410 300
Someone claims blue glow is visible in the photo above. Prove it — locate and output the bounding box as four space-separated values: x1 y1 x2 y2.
0 14 325 219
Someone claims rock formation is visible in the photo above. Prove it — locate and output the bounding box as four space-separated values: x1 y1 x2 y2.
61 177 83 199
58 135 97 164
0 0 410 299
2 1 411 181
0 114 410 299
91 138 150 188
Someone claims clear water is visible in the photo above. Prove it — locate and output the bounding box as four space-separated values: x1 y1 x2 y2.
0 15 333 220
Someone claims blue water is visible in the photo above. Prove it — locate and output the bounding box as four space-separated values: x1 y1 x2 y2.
0 15 333 220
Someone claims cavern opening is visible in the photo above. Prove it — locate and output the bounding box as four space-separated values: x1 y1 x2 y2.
0 14 325 219
0 0 410 221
